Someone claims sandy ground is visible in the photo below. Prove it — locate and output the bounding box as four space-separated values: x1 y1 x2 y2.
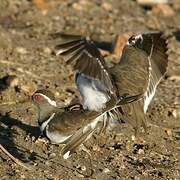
0 0 180 179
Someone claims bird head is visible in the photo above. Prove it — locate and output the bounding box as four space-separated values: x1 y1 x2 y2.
32 89 57 111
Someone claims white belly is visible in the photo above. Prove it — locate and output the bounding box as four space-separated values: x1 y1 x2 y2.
76 74 110 111
46 126 72 144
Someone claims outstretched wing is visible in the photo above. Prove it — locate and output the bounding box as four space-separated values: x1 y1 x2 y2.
111 32 168 112
110 32 168 131
54 34 114 94
142 33 168 112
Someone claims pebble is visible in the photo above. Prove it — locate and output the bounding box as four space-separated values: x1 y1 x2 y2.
43 47 52 54
137 0 169 6
172 109 180 119
152 4 174 16
20 85 36 95
131 135 136 141
8 78 19 88
45 161 51 166
92 144 101 152
15 47 27 54
81 165 86 171
169 75 180 81
103 168 111 174
101 2 112 10
49 152 56 159
4 75 19 88
137 149 145 155
112 33 132 58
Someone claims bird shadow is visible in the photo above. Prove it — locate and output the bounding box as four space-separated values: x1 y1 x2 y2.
0 112 41 162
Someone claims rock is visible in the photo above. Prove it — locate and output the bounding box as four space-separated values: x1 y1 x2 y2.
165 128 172 136
152 4 174 16
81 165 86 171
5 75 19 88
92 144 101 152
137 0 169 6
32 0 49 10
43 47 52 54
172 109 180 118
137 149 145 155
173 2 180 10
169 75 180 81
131 135 136 141
48 153 56 159
45 161 51 166
72 0 92 11
103 168 111 174
15 47 27 54
20 84 36 95
0 75 19 89
101 2 112 10
112 33 132 58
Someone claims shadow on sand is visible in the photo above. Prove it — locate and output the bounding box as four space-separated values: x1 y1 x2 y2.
0 112 40 163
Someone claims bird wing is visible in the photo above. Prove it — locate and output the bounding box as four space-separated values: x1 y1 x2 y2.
60 124 96 159
54 34 114 95
111 32 168 112
110 32 168 131
60 92 145 159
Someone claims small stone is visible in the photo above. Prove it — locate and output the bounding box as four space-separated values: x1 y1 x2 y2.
31 136 36 142
81 165 86 171
33 162 38 166
152 4 174 16
72 3 83 11
131 135 136 141
52 16 60 21
53 177 59 180
137 0 169 6
101 2 112 10
112 33 132 58
173 2 180 10
165 128 172 136
15 47 27 54
20 174 26 179
35 137 49 144
49 153 56 159
43 47 52 54
103 168 111 174
172 109 180 119
169 75 180 81
32 0 49 10
92 145 101 152
4 75 19 88
45 161 51 166
20 85 35 95
137 149 145 155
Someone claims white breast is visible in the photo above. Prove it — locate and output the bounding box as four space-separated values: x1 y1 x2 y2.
40 113 55 133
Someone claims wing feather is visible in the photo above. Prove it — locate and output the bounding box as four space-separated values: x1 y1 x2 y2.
54 36 114 94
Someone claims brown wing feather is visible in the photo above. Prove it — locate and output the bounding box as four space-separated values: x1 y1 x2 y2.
110 32 168 131
54 36 114 94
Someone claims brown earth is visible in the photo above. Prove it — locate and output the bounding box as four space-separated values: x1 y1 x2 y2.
0 0 180 179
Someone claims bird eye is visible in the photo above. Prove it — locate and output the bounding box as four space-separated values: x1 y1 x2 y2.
128 36 136 45
33 94 43 102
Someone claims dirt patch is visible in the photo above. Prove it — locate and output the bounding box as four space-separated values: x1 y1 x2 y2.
0 0 180 179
